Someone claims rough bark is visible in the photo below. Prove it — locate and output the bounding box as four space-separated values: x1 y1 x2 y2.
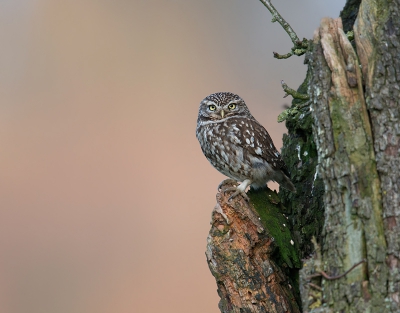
206 182 301 313
300 1 400 310
307 17 387 312
354 0 400 308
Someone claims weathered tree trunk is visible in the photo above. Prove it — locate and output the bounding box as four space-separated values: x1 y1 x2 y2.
303 0 400 310
207 182 301 312
206 1 400 312
308 16 387 312
354 0 400 309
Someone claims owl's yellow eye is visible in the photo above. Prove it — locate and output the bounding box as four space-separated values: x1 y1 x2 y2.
208 105 216 111
228 103 236 110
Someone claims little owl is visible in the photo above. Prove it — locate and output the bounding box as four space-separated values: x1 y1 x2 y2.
196 92 296 200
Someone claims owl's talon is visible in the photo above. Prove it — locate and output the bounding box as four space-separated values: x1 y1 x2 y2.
228 190 250 202
221 179 252 202
221 186 237 196
218 179 238 191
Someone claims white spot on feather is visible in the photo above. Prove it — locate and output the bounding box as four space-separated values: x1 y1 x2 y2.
232 137 241 144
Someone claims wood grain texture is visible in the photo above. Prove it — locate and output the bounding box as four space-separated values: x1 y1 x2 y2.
355 0 400 310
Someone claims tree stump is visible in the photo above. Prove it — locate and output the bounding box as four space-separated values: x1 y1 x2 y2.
206 181 301 313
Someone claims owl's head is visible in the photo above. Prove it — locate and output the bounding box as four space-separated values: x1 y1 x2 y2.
197 92 251 122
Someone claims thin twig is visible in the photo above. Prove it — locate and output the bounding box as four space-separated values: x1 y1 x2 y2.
308 283 322 291
320 259 366 281
307 259 366 281
258 0 309 59
273 51 293 59
258 0 299 45
281 80 310 100
307 273 323 279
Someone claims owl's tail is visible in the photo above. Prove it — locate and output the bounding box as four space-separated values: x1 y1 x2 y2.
275 170 296 193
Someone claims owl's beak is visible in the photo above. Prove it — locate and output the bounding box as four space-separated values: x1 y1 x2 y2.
220 110 225 118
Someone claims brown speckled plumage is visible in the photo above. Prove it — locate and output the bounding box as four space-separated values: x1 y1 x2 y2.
196 92 295 195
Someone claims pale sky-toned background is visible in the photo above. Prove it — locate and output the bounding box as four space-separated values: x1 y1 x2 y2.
0 1 345 312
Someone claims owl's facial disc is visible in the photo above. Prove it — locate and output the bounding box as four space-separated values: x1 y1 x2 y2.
201 100 222 120
220 100 240 118
200 97 246 121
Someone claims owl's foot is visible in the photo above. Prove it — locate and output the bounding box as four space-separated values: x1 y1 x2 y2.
217 179 238 191
220 179 252 202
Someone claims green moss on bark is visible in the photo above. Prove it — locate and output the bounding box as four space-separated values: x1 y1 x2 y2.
248 188 300 269
247 187 301 308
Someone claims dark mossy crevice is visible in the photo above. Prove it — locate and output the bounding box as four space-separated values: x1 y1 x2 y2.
340 0 362 33
278 65 325 260
339 0 361 51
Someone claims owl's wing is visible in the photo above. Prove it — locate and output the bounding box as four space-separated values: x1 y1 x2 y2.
232 118 290 174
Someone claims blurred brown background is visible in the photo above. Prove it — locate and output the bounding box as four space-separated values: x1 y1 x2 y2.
0 1 345 312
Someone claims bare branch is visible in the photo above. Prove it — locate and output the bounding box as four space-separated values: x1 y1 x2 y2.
258 0 299 44
273 51 293 59
281 80 310 100
307 259 366 281
308 283 322 291
259 0 309 59
319 259 366 281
